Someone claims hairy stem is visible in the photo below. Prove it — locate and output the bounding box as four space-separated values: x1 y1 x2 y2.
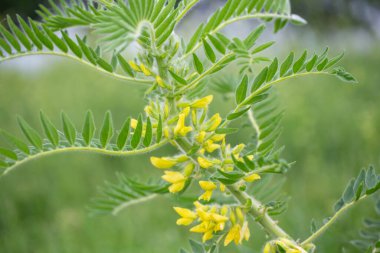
0 51 152 85
227 184 292 239
301 195 368 246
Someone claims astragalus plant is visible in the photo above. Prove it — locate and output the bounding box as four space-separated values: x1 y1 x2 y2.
0 0 379 252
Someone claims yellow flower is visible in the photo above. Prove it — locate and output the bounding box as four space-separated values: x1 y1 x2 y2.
150 157 177 169
204 140 220 153
174 207 197 226
156 75 165 87
196 131 207 143
191 95 214 109
140 64 152 76
162 171 187 193
144 105 154 117
174 112 193 136
190 223 208 233
263 242 276 253
197 157 214 169
199 181 217 202
128 60 141 72
244 173 261 183
211 134 226 142
236 207 245 223
183 163 195 177
202 230 214 242
206 113 222 131
224 224 241 246
220 183 226 192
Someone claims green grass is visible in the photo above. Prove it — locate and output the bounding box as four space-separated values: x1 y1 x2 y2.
0 47 379 252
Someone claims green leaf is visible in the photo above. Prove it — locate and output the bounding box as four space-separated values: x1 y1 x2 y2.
189 240 205 253
203 39 216 63
131 115 143 149
117 54 135 77
61 31 82 58
293 50 307 73
7 16 32 51
169 70 188 85
117 118 131 150
242 93 269 106
192 53 204 74
0 148 18 160
334 198 345 212
235 75 248 104
29 18 54 50
97 58 114 72
267 57 278 81
305 54 318 72
0 23 21 52
244 24 266 49
40 111 59 147
17 116 43 150
324 52 345 69
208 34 226 54
186 23 204 53
0 129 29 154
42 24 68 52
280 52 294 76
100 111 114 148
252 67 268 91
251 41 275 54
365 166 377 190
143 117 153 147
342 179 355 203
82 111 96 146
61 112 76 146
17 15 42 50
217 169 245 180
331 67 358 83
227 107 251 120
355 182 364 201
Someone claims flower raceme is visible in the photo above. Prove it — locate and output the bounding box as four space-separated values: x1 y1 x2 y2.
146 93 266 246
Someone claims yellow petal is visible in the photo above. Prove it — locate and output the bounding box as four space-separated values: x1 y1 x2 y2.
204 140 220 153
206 113 222 131
224 225 240 246
191 95 214 108
183 163 195 177
156 75 165 87
202 230 214 242
244 173 261 183
176 218 194 226
140 64 152 76
197 157 214 169
173 207 197 219
128 61 141 72
199 191 213 202
190 223 208 233
162 171 186 183
220 183 226 192
150 157 177 169
199 181 217 191
211 134 226 142
211 213 228 223
169 182 186 193
196 131 207 143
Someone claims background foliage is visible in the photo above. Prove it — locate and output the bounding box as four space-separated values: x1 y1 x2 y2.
0 0 379 253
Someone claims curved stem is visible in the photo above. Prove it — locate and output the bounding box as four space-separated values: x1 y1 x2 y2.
2 140 169 176
301 195 368 246
0 51 153 85
176 0 201 23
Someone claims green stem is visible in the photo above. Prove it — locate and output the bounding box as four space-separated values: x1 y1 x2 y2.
227 184 292 239
173 137 292 240
175 0 201 23
0 51 152 85
2 140 169 176
301 195 368 247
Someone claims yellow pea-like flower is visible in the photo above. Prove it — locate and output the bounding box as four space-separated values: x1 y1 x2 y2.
197 157 214 169
244 173 261 183
220 183 226 192
169 182 186 193
174 207 197 226
128 60 141 72
199 181 217 191
162 171 187 193
140 64 152 76
191 95 214 109
206 113 222 131
183 163 195 177
196 131 207 143
202 230 214 242
190 223 208 233
211 134 226 142
263 242 276 253
156 75 165 88
174 112 193 136
236 207 245 223
224 224 241 246
150 157 177 169
204 140 220 153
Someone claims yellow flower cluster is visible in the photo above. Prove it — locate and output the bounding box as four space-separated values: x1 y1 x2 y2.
224 207 250 246
174 202 229 243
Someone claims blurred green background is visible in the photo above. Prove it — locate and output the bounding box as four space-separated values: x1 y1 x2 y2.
0 1 379 253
